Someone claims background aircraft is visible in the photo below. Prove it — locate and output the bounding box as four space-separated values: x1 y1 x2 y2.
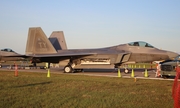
25 27 179 73
0 48 25 62
0 48 26 67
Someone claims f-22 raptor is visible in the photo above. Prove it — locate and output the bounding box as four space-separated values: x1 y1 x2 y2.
0 48 26 67
25 27 178 73
0 48 25 62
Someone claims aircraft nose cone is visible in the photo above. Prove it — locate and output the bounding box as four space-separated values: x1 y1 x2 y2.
167 51 179 59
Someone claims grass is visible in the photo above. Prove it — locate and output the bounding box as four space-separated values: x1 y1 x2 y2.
0 70 174 108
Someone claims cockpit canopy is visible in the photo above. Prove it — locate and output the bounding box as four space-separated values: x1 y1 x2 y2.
128 41 154 48
0 48 15 52
175 55 180 60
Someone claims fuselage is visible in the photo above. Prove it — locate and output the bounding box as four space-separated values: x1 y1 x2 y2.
56 43 176 63
34 41 178 69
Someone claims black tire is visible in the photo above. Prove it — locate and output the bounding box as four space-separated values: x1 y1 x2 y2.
64 65 73 73
74 69 83 73
162 75 170 79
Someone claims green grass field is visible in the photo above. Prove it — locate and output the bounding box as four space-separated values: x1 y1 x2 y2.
0 70 174 108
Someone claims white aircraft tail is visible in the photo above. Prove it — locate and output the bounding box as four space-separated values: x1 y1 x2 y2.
26 27 57 55
49 31 67 51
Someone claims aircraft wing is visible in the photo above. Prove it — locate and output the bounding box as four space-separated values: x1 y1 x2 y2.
27 52 97 63
4 53 97 63
5 52 97 59
32 53 97 58
4 55 31 58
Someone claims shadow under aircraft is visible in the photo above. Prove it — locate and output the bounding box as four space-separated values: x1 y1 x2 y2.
23 27 178 73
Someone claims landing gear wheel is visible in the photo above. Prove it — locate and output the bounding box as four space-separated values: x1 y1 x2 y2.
74 69 83 73
162 75 170 79
80 69 83 72
124 69 129 74
64 65 73 73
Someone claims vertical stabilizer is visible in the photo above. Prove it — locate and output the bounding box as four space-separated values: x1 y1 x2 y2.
26 27 57 55
49 31 67 50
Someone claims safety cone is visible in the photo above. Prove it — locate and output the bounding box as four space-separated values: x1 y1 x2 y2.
143 65 146 68
14 63 18 77
47 69 50 77
131 69 134 77
144 69 148 77
118 69 121 77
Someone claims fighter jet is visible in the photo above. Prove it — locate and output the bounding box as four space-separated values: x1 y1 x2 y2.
0 48 25 62
0 48 26 67
24 27 178 73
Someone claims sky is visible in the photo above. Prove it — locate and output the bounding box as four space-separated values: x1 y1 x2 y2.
0 0 180 54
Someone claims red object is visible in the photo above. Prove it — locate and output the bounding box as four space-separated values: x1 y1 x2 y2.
172 65 180 108
14 64 18 77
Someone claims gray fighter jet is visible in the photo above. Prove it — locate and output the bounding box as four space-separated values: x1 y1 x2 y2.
25 27 178 73
0 48 26 67
0 48 25 62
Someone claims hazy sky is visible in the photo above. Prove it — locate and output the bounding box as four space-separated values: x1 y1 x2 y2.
0 0 180 54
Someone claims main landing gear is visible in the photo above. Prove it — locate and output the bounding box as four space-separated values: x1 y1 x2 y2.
64 65 73 73
63 64 83 73
124 68 129 74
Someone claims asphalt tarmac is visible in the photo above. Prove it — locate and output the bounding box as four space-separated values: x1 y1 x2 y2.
0 65 175 81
